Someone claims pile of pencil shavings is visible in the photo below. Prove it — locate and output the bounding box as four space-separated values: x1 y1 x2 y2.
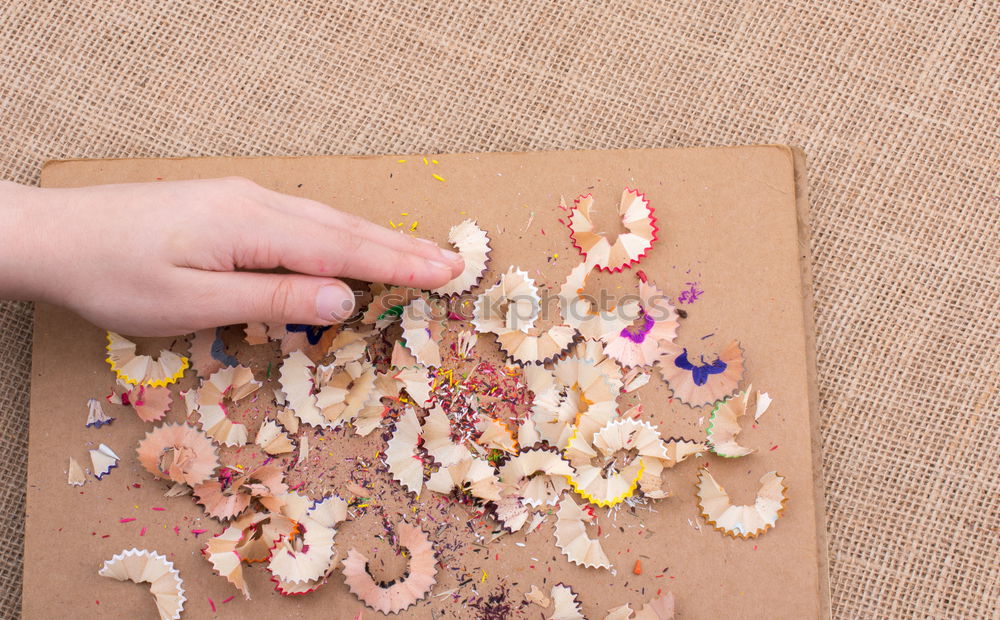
83 189 786 618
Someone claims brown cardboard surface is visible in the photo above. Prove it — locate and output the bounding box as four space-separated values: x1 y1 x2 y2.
26 146 828 619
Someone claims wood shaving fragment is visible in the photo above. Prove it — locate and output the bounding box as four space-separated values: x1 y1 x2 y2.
255 419 295 455
67 457 86 486
89 443 119 479
525 584 550 607
85 397 113 428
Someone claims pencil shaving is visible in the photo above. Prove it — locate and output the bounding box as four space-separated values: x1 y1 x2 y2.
558 258 640 340
109 382 172 423
136 423 219 486
422 405 470 467
267 515 336 584
85 397 113 428
697 468 787 539
279 350 332 429
549 583 585 620
189 328 234 379
314 361 378 426
565 423 644 507
706 387 755 458
385 407 424 496
67 457 86 486
392 366 433 406
426 455 502 502
554 498 611 569
498 448 574 507
353 371 398 436
89 443 119 479
399 297 444 367
243 322 270 345
496 324 578 366
525 584 550 607
255 419 295 455
203 510 267 599
601 279 679 368
433 219 492 296
326 328 369 366
494 494 530 532
476 416 519 454
193 463 287 521
565 187 658 272
105 332 189 387
187 365 261 447
473 266 540 335
362 284 420 325
658 339 745 407
604 592 675 620
98 548 186 620
341 522 437 614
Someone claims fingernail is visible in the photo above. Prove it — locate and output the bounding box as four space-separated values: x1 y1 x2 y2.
315 284 356 323
428 259 452 272
416 237 438 246
439 248 462 263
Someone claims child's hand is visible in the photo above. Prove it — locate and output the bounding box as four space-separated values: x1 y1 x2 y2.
0 178 464 336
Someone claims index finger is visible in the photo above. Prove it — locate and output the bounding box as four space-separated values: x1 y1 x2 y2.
261 188 461 264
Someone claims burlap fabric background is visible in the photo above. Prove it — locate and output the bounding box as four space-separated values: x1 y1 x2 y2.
1 2 998 618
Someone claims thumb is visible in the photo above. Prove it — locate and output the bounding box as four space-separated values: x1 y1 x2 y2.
188 271 357 327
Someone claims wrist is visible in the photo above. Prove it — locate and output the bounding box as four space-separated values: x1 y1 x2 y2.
0 182 55 302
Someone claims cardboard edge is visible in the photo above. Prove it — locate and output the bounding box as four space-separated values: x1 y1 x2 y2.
39 143 799 183
20 300 51 619
791 146 832 620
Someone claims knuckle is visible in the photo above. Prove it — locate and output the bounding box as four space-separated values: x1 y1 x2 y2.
327 234 365 275
388 257 413 284
267 278 300 320
347 233 366 254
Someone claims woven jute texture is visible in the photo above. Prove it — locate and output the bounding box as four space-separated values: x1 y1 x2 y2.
1 2 998 618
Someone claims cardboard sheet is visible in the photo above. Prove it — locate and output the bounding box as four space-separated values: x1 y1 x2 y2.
25 146 829 618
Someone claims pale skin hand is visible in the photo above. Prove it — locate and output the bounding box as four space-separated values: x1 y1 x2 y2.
0 177 464 336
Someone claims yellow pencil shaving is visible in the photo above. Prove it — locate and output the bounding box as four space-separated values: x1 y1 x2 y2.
481 570 488 583
423 157 428 165
432 174 446 182
410 221 418 231
432 159 439 164
564 461 645 508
